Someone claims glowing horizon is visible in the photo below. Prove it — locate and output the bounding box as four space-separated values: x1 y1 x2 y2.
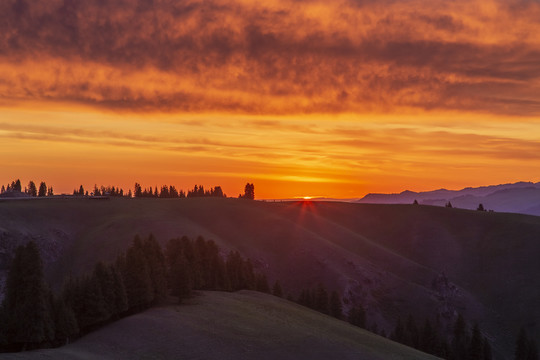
1 0 540 199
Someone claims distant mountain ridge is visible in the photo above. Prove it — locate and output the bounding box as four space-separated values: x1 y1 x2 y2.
358 181 540 216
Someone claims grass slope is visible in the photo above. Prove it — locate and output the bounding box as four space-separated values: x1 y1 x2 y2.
1 291 439 360
2 197 540 358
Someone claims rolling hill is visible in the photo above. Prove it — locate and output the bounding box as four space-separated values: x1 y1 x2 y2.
1 197 540 358
0 291 440 360
357 181 540 216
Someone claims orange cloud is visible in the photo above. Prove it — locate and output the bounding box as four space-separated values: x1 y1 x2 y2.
1 0 540 115
2 0 540 198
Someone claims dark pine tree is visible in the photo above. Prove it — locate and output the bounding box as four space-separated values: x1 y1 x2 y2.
241 183 255 199
142 234 168 302
528 339 539 360
392 317 406 344
255 273 270 293
27 181 37 197
405 314 419 349
468 323 483 360
166 236 193 301
329 291 343 319
109 264 128 316
38 182 47 197
348 305 366 329
52 297 79 345
121 237 154 311
315 283 330 315
483 337 492 360
2 241 54 350
172 253 193 301
272 280 283 297
75 275 109 331
93 262 116 320
420 318 436 354
516 327 529 360
14 179 22 192
134 183 142 197
452 314 469 360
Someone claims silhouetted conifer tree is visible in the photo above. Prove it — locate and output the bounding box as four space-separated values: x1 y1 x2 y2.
483 337 492 360
348 305 366 329
109 264 128 316
160 185 169 198
468 323 483 360
122 237 154 310
93 262 116 319
142 234 168 302
52 297 78 345
14 179 22 192
134 183 142 197
38 182 47 197
516 328 529 360
420 318 436 354
404 314 419 349
329 291 343 319
27 181 37 197
241 183 255 199
392 318 405 344
528 339 539 360
78 275 109 329
272 280 283 297
452 314 468 360
315 283 329 315
3 241 54 350
255 273 270 293
226 251 244 291
515 327 538 360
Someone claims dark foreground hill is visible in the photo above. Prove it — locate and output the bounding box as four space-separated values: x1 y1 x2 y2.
0 291 439 360
1 197 540 358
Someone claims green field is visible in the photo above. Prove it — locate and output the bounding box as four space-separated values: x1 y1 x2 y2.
1 197 540 358
0 291 440 360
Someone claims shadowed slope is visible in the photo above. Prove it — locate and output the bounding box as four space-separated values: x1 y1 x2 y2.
0 291 440 360
1 198 540 357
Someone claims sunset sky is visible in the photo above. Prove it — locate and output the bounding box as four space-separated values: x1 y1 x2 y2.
1 0 540 198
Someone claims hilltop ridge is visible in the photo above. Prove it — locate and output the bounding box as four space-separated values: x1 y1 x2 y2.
358 181 540 215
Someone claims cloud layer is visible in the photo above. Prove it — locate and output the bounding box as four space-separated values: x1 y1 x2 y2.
2 0 540 115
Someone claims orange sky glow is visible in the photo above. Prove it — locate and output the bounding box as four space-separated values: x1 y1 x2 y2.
1 0 540 198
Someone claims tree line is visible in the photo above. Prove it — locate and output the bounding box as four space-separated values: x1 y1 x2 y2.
2 234 533 358
74 183 253 199
133 183 227 199
1 179 53 197
389 313 492 360
1 179 255 200
0 235 268 352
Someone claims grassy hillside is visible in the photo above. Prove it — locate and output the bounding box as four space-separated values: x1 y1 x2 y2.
2 197 540 358
0 291 440 360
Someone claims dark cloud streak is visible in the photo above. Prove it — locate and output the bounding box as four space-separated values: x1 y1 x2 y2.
1 0 540 115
